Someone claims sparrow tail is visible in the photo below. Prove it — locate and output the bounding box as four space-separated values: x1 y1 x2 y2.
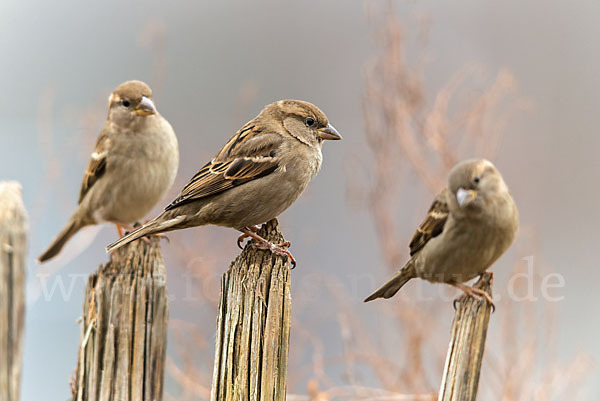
105 215 183 253
38 218 84 263
364 260 416 302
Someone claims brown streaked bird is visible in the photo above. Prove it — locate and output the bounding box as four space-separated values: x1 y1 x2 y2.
364 159 518 305
38 80 179 263
106 100 342 266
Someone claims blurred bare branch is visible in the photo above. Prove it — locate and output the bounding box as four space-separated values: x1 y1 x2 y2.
343 3 590 401
358 5 530 270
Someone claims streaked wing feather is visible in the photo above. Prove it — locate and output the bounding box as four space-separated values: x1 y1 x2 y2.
165 126 282 210
408 189 449 256
78 132 109 203
224 157 277 180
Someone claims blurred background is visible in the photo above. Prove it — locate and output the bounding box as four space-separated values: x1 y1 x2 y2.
1 0 598 400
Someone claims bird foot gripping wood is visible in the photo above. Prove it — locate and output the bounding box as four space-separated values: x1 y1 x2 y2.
239 226 296 268
451 282 495 312
237 225 261 249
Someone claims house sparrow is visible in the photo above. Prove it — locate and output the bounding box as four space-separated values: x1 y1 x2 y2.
364 159 518 305
106 100 342 266
38 80 179 263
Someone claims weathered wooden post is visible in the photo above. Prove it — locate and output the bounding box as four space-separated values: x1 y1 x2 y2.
72 238 168 401
0 182 28 401
211 219 292 401
438 273 493 401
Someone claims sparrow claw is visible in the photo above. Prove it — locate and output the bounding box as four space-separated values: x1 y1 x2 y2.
450 282 495 312
237 226 262 249
239 228 296 268
468 287 495 312
237 233 249 249
250 241 296 268
288 251 297 269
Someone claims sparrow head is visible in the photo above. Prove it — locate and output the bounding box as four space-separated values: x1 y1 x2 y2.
448 159 508 211
107 80 158 127
262 100 342 147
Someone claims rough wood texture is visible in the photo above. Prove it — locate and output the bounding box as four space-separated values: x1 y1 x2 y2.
72 238 168 401
211 219 292 401
0 182 28 401
438 273 493 401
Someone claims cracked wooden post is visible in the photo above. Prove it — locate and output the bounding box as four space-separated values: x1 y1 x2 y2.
0 182 28 401
72 238 168 401
211 219 292 401
438 273 493 401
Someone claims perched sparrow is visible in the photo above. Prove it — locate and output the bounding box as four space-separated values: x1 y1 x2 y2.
106 100 342 265
364 159 518 304
38 80 179 263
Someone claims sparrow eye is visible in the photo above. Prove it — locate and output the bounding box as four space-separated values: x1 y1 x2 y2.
122 100 131 107
305 117 315 127
473 176 480 184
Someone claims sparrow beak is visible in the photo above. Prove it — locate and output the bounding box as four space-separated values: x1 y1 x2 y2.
317 124 342 140
456 188 478 207
135 96 157 116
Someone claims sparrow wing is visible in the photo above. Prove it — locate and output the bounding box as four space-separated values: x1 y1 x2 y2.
408 189 449 256
165 123 283 210
78 130 109 203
